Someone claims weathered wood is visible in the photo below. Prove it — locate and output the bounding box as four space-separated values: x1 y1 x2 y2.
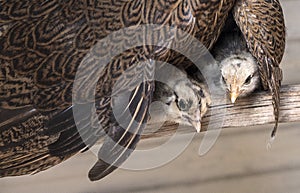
143 84 300 139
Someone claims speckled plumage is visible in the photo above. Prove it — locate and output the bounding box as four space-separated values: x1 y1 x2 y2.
233 0 285 137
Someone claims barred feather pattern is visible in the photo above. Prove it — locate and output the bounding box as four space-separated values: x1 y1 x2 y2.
0 0 284 180
233 0 285 137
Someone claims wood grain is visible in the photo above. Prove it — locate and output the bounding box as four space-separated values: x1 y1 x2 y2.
144 84 300 139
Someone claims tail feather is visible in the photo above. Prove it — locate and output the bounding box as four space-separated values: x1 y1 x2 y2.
0 106 89 177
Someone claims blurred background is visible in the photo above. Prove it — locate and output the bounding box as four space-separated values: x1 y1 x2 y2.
1 0 300 192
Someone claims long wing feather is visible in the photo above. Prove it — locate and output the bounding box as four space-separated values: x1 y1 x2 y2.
88 81 153 181
233 0 286 137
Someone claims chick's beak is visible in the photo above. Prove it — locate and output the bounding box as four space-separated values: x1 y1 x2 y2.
230 85 240 103
189 109 201 133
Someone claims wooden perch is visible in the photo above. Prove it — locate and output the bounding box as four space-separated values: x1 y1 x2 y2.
143 84 300 139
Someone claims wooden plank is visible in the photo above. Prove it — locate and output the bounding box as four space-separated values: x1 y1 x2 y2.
144 84 300 139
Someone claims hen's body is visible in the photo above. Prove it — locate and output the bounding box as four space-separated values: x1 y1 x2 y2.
0 0 285 180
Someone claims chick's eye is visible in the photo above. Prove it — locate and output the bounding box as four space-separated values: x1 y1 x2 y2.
222 76 226 83
178 99 188 111
244 75 253 85
198 89 205 98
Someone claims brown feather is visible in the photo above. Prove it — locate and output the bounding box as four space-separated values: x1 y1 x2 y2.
233 0 286 137
0 0 239 180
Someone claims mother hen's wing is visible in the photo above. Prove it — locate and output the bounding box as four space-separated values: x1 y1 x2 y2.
233 0 286 137
0 0 172 180
0 0 154 178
